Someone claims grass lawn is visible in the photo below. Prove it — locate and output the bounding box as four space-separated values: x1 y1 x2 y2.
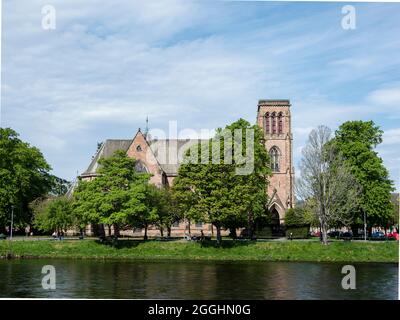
0 239 398 262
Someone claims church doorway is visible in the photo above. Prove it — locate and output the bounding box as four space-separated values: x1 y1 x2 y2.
270 206 283 236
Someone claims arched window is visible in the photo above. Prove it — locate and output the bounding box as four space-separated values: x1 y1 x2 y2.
278 112 283 134
264 112 270 134
135 160 148 173
269 147 280 172
271 112 277 134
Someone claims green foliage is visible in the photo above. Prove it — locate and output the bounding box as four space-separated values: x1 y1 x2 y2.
173 119 271 242
73 150 152 231
286 226 309 239
0 128 54 229
32 197 74 233
72 150 179 239
284 208 311 239
151 187 181 236
390 193 399 226
333 121 394 227
50 177 71 196
285 208 312 226
1 240 397 263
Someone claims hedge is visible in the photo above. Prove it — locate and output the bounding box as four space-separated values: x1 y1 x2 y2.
286 224 310 239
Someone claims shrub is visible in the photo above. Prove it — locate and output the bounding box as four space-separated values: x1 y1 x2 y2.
285 208 311 239
285 208 311 226
286 225 310 239
255 226 273 238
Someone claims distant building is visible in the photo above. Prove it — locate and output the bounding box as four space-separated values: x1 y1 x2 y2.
79 100 295 237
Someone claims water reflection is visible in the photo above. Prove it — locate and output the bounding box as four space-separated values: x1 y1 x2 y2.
0 260 397 299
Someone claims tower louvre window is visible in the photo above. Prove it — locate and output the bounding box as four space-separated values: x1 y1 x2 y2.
278 112 283 134
265 112 270 133
271 112 277 134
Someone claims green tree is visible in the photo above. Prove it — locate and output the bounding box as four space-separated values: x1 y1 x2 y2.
151 187 181 237
50 177 71 196
333 121 394 232
73 150 155 239
0 128 54 232
173 119 271 244
388 193 399 229
32 196 74 234
298 126 362 244
72 178 105 236
285 207 313 226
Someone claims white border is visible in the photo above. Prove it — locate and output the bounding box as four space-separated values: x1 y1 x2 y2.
0 0 399 301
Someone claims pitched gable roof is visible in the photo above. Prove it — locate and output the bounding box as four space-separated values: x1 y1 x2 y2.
81 139 132 177
149 138 208 175
80 135 209 177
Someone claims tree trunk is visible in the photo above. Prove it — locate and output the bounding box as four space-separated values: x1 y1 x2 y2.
98 224 105 238
160 227 164 237
113 224 120 238
144 223 148 241
229 227 237 239
351 224 359 237
167 226 171 237
320 222 328 245
107 225 112 236
248 211 255 240
215 224 222 245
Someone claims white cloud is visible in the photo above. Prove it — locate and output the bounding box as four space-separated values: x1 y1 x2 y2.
367 85 400 108
382 128 400 145
1 0 400 192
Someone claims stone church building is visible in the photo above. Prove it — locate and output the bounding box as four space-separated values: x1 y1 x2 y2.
79 100 294 237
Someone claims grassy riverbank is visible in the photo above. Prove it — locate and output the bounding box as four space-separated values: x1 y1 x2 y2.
0 239 398 262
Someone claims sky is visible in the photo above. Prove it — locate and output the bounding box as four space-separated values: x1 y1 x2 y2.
1 0 400 191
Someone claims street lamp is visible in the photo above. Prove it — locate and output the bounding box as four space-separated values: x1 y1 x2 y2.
10 205 14 240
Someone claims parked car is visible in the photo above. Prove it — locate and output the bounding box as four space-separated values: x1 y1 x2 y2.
328 231 340 238
340 231 353 240
0 233 6 240
311 231 321 237
371 231 385 239
385 232 399 240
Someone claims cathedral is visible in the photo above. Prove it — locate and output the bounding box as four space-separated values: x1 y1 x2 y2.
80 100 295 237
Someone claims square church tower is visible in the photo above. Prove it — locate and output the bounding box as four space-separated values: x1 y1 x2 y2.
257 100 295 223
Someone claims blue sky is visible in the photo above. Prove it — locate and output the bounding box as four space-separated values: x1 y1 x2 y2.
1 0 400 191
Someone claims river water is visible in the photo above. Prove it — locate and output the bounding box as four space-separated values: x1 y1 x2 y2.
0 259 397 299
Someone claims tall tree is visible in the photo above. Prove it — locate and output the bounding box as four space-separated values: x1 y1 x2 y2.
298 126 361 244
32 196 74 234
0 128 53 231
173 119 271 244
333 121 394 231
73 150 154 239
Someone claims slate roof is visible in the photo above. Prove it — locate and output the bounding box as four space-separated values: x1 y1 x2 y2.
81 139 132 176
81 137 208 177
149 139 207 175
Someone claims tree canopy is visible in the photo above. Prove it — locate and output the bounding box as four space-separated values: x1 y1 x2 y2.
298 125 362 244
172 119 271 243
332 121 394 228
0 128 54 230
32 196 74 233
